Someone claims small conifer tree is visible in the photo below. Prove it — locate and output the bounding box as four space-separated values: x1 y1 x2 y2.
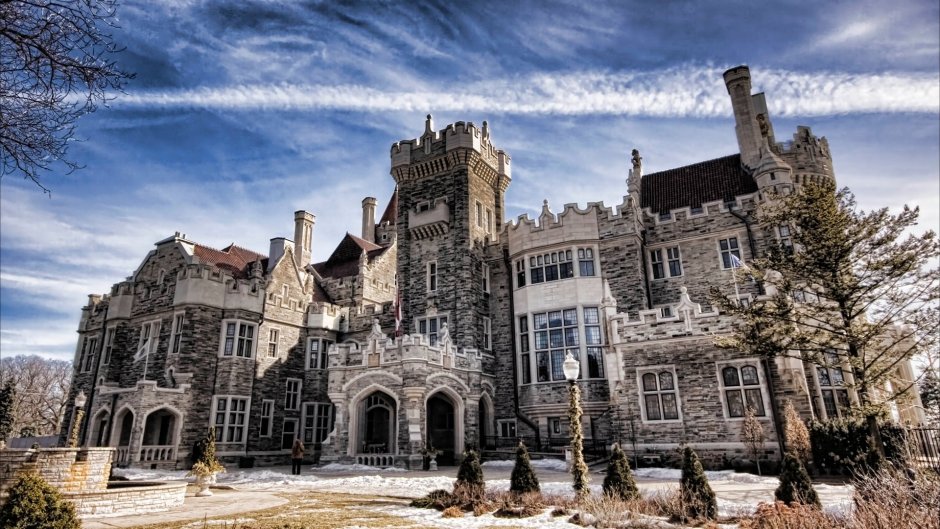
741 406 765 475
0 472 80 529
189 427 225 477
679 446 717 521
602 443 639 501
510 441 540 494
775 452 820 507
454 449 485 502
782 400 811 465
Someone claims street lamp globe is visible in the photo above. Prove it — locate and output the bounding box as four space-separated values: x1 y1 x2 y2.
74 390 87 408
563 352 580 382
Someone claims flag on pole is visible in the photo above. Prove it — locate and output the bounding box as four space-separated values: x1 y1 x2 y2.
394 279 403 337
729 254 747 269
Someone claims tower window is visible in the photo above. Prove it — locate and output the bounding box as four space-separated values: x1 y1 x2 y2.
427 261 438 292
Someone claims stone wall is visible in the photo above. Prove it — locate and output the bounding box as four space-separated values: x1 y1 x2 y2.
0 447 113 501
68 481 187 518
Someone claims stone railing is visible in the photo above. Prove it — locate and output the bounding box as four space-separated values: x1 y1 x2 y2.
139 445 176 462
115 447 131 465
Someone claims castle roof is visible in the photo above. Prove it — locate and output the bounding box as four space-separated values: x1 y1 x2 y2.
193 243 266 278
379 187 398 225
640 154 757 213
313 232 388 279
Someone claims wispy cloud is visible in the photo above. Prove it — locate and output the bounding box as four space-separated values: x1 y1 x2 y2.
114 66 939 117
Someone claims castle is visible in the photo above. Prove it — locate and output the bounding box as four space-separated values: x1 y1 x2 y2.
62 66 924 470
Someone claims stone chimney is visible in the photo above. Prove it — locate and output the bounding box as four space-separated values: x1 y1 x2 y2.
294 210 315 268
361 197 377 243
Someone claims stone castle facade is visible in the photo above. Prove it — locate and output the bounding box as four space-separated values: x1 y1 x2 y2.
62 66 925 469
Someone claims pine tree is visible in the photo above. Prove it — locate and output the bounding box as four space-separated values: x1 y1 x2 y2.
602 443 639 501
782 400 812 464
454 449 485 502
679 446 717 521
509 441 540 494
741 406 764 475
713 182 940 457
0 379 15 443
775 452 820 507
919 365 940 426
189 427 224 476
0 472 80 529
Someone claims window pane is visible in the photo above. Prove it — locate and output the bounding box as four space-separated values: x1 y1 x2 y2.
563 309 578 326
548 311 562 328
587 347 604 378
662 393 679 420
722 367 740 386
726 390 745 417
741 365 759 385
831 367 844 386
564 327 579 346
669 260 682 277
659 372 674 390
817 366 831 386
549 329 564 348
745 388 765 416
534 313 548 330
822 390 838 418
534 331 548 350
551 350 565 380
836 389 851 411
519 316 528 332
584 326 601 345
537 352 550 382
531 268 544 283
521 354 531 384
645 395 662 420
519 333 529 353
579 260 595 276
642 373 658 392
583 307 599 324
545 265 559 281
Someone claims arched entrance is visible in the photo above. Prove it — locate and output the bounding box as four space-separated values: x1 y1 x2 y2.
90 410 110 447
141 407 179 462
360 392 396 454
112 408 135 465
427 394 456 465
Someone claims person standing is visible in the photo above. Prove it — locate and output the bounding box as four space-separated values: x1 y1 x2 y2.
291 438 305 475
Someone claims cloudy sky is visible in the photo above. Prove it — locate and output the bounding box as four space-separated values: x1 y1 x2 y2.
1 0 938 362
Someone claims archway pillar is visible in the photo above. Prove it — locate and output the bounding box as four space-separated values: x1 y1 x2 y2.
402 387 426 468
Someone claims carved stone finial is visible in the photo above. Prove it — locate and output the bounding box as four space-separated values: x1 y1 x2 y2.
482 120 489 141
250 260 263 279
631 149 642 171
425 114 433 134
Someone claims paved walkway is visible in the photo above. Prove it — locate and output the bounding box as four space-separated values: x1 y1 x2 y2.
82 488 288 529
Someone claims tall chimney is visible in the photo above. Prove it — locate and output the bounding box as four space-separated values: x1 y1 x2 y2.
361 197 377 243
723 65 763 169
294 210 315 268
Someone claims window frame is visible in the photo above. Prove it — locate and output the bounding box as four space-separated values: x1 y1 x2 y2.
481 262 490 293
524 306 605 383
80 336 99 373
577 247 596 277
716 361 769 420
219 319 257 359
306 337 333 370
416 314 449 346
637 367 682 423
170 312 185 355
482 316 492 351
260 399 274 438
301 401 334 446
102 327 116 366
718 237 743 270
285 378 302 411
267 327 280 358
427 261 438 292
136 320 161 361
211 395 250 444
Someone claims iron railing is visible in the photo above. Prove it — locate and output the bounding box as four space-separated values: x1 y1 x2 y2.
903 427 940 472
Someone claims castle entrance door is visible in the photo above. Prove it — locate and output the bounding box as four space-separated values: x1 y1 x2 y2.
427 395 456 466
362 392 395 454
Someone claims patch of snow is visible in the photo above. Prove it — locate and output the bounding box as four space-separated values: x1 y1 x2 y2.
318 462 406 472
482 458 569 472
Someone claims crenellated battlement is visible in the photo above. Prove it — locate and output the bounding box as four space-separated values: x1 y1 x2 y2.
505 197 639 254
608 287 733 343
776 125 835 186
390 115 511 187
172 263 263 311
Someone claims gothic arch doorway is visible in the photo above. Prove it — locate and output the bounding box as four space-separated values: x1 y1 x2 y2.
427 393 456 466
360 392 396 454
90 409 110 447
111 407 135 465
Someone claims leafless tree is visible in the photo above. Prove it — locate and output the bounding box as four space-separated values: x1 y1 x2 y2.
1 0 133 192
0 355 72 437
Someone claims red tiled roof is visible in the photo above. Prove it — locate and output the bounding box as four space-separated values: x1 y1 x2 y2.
378 187 398 225
312 233 388 279
640 154 757 214
193 243 266 278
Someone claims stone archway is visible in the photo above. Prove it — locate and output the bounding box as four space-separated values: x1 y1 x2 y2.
111 407 135 465
478 393 495 450
426 392 459 466
140 407 181 463
90 409 110 447
359 392 396 454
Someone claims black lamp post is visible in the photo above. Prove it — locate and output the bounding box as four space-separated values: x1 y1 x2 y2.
68 390 87 448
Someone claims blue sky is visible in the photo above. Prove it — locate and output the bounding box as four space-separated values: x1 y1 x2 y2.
1 0 938 361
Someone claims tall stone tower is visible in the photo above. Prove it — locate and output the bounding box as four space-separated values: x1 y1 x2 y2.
390 115 511 352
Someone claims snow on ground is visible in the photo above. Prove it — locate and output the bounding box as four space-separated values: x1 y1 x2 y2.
482 458 570 472
112 464 853 523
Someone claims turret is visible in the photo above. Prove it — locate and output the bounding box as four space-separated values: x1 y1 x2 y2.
753 140 793 198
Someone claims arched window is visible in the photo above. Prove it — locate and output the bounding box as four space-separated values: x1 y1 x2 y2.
640 369 679 421
719 364 765 418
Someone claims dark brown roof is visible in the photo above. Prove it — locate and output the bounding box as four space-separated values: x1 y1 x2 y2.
640 154 757 213
379 187 398 225
193 243 266 278
313 233 388 279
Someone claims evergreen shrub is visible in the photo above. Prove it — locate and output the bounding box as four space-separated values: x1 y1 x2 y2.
774 452 820 507
678 446 717 521
602 443 639 501
0 472 80 529
509 441 540 494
